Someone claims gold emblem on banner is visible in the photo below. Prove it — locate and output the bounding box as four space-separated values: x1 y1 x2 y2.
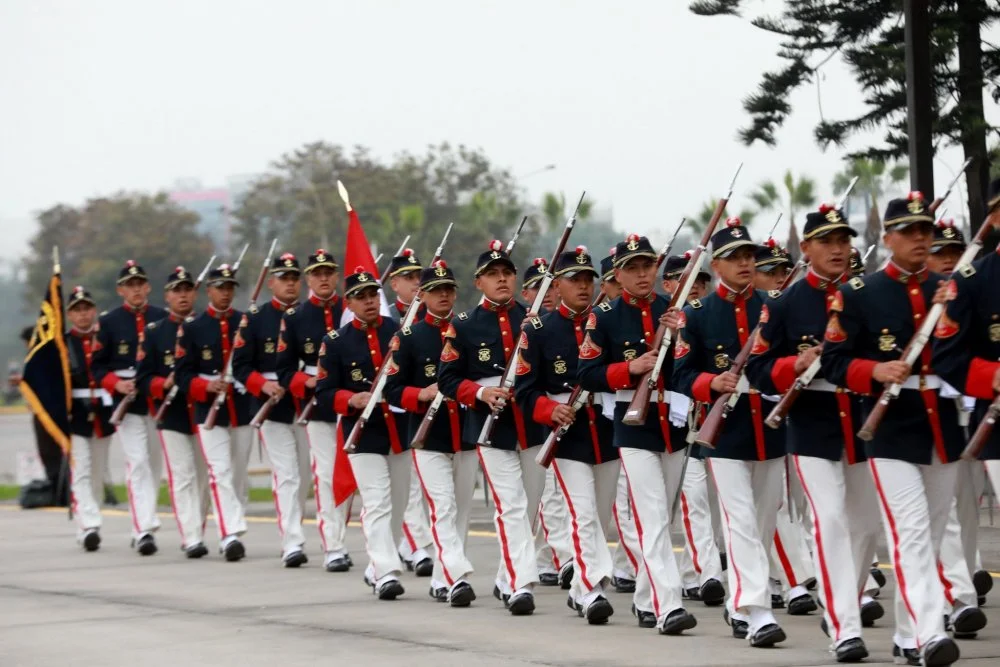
878 334 897 352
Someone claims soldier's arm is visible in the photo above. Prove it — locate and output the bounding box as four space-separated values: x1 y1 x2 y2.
384 329 424 413
174 323 209 401
515 325 558 426
745 295 796 395
276 314 303 394
671 305 715 402
232 314 267 397
820 285 875 394
314 334 354 415
135 325 165 399
577 311 630 393
932 273 996 399
437 322 480 407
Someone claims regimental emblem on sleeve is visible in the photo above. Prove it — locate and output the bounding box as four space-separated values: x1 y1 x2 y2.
824 313 847 343
443 323 457 339
945 279 958 302
759 304 770 325
264 339 276 354
424 363 436 378
586 312 598 331
117 341 129 356
578 332 603 360
316 342 328 380
351 368 364 382
714 353 730 369
750 328 770 355
201 347 213 360
673 333 690 359
440 340 459 363
477 347 492 363
934 311 960 339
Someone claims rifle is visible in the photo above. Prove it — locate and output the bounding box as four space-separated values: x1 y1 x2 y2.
410 217 529 449
477 194 586 447
342 223 454 452
537 222 684 465
962 394 1000 460
622 165 743 426
858 217 993 441
929 158 973 214
152 254 218 422
203 239 277 430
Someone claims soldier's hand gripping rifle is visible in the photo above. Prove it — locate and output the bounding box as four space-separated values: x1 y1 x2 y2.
963 390 1000 460
476 198 585 448
622 166 743 426
203 239 277 430
411 216 528 449
342 223 454 452
152 254 219 423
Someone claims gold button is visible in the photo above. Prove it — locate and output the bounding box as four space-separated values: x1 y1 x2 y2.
751 409 757 414
839 411 846 418
738 327 745 333
735 307 741 313
915 313 922 319
642 311 648 317
504 347 510 352
645 331 651 337
927 408 933 414
575 326 581 331
659 416 665 421
499 317 506 322
370 350 376 355
367 334 372 339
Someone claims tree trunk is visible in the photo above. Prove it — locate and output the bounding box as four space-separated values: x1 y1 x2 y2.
956 1 989 246
786 219 801 263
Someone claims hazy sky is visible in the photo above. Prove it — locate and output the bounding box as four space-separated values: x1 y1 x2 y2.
0 0 987 266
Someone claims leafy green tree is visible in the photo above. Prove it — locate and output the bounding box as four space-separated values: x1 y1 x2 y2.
832 158 909 271
689 200 757 236
747 171 816 262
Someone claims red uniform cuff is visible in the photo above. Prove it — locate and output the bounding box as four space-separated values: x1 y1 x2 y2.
846 359 877 395
189 377 209 403
334 390 355 415
606 362 633 391
771 356 798 394
532 396 560 426
245 371 267 397
457 380 482 408
693 373 716 403
101 373 121 394
966 359 1000 400
290 371 310 399
401 386 426 413
150 376 166 400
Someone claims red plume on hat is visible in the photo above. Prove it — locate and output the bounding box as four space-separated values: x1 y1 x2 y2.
125 259 136 267
175 266 185 273
818 202 835 214
725 217 742 227
73 285 84 293
907 191 924 202
533 257 546 267
575 245 588 254
433 259 447 269
625 233 640 242
488 240 503 251
764 237 778 249
401 248 413 258
280 252 295 261
609 246 617 255
683 250 692 259
315 248 327 254
354 265 366 275
938 218 955 228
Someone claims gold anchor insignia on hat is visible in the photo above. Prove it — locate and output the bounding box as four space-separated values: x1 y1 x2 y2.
575 253 587 264
943 227 955 238
222 268 231 277
407 255 418 264
357 273 369 282
907 199 924 214
825 209 842 223
731 228 743 238
284 258 294 267
178 270 187 280
316 253 326 262
771 247 781 256
626 238 639 251
128 266 138 275
489 251 501 260
434 266 447 277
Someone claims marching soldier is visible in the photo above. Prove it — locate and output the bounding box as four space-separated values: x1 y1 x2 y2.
516 246 619 624
437 240 546 616
578 233 699 635
599 249 623 302
388 248 427 321
276 249 353 573
232 252 310 567
66 286 114 551
745 204 880 662
849 247 867 277
673 218 787 647
822 192 972 666
93 260 167 555
521 258 559 313
315 267 409 600
174 263 252 562
136 267 209 558
384 260 478 606
753 240 794 291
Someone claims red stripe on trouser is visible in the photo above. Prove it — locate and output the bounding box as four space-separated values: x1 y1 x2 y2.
708 459 744 610
680 491 701 574
196 428 229 538
125 459 142 534
258 432 286 538
868 459 920 643
412 450 455 586
552 461 593 591
937 561 956 606
158 431 187 546
402 522 419 552
304 427 328 552
537 506 561 570
612 501 639 572
773 531 798 587
793 455 843 642
477 448 519 590
621 456 662 618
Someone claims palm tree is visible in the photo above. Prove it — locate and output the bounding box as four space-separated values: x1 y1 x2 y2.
748 170 817 262
541 191 593 231
689 200 757 235
832 158 908 272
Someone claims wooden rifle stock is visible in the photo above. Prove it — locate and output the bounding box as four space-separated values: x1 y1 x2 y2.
250 393 282 429
109 389 136 426
962 396 1000 460
534 387 588 467
764 353 818 429
409 394 442 449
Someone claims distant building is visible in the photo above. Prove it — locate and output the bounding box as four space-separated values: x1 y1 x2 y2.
167 175 258 255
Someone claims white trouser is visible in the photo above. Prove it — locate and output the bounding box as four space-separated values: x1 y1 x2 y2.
350 451 411 580
259 420 307 555
678 457 724 588
399 458 433 560
553 458 619 603
478 445 541 595
304 420 350 555
71 434 110 533
938 458 984 609
612 468 640 580
793 454 881 645
159 429 209 549
619 447 687 624
771 510 814 590
117 413 163 536
709 457 784 613
412 449 479 588
196 424 250 540
869 456 957 650
535 466 574 574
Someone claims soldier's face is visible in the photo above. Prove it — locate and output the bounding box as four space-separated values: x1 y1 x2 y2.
422 285 456 316
117 278 150 307
601 278 622 301
475 264 515 303
802 230 852 278
207 284 235 311
67 303 96 331
165 283 195 316
348 287 381 324
926 246 963 273
307 267 338 299
555 273 594 311
269 273 301 303
614 257 655 296
390 272 421 303
711 247 755 289
753 269 784 291
884 222 933 270
664 276 708 300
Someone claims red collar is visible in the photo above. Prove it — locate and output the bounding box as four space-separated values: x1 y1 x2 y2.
123 301 147 314
168 311 188 323
804 268 845 291
270 297 296 312
424 312 451 328
481 298 513 313
884 261 929 284
351 316 383 330
621 289 656 308
70 327 96 339
557 302 590 322
206 305 232 319
715 282 754 302
395 298 410 313
308 293 340 308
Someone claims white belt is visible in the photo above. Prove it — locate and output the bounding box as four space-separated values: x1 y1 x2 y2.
478 375 502 388
901 374 941 390
735 375 779 402
261 372 278 381
546 392 571 401
198 373 247 394
303 365 318 376
116 369 136 379
615 389 668 404
71 388 112 406
804 378 840 393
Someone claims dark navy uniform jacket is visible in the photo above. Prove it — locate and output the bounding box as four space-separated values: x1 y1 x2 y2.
577 292 688 453
821 263 965 464
384 312 468 454
276 294 342 423
437 299 545 451
173 306 252 428
933 251 1000 459
746 270 866 463
673 284 785 461
232 298 298 424
392 298 426 324
92 302 167 417
517 304 616 464
67 328 115 439
136 313 194 435
314 317 406 455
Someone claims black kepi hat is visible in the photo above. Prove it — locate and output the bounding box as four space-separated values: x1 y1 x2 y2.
754 239 795 273
662 251 712 283
165 266 196 290
600 247 617 282
803 203 856 240
931 218 966 253
883 191 934 231
710 217 757 259
306 249 339 273
522 258 549 289
613 234 657 268
67 285 96 309
388 248 422 278
205 263 240 287
419 260 458 291
117 259 148 285
344 265 380 298
474 240 516 277
553 245 598 279
270 252 301 276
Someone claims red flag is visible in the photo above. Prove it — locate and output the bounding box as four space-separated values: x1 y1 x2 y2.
332 418 356 505
344 209 380 278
